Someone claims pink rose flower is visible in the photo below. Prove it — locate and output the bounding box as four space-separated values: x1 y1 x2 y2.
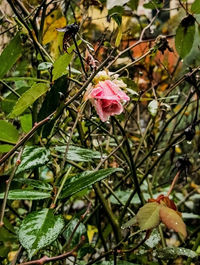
88 80 130 122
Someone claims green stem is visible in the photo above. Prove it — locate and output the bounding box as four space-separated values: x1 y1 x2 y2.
94 183 121 243
158 225 166 248
53 166 72 207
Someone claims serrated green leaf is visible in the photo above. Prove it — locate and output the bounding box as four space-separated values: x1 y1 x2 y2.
13 178 52 191
121 216 137 229
145 229 161 248
175 15 196 58
136 202 161 230
52 53 73 81
0 120 19 144
191 0 200 14
16 146 50 174
0 33 22 79
54 145 103 162
63 218 87 248
155 247 197 259
61 168 123 199
0 190 51 200
18 209 64 258
9 82 49 117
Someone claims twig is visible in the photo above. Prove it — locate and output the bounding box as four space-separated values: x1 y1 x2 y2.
0 147 24 226
72 34 88 78
107 10 160 69
11 246 23 265
111 48 154 75
62 202 91 250
18 237 85 265
167 171 181 197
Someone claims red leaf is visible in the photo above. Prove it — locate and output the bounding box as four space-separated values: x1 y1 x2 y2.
159 206 187 239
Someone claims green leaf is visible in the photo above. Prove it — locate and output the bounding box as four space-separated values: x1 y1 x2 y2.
9 82 49 118
0 120 19 144
148 100 158 117
63 218 87 248
0 33 22 79
13 178 52 191
0 144 13 153
127 0 139 10
143 0 163 9
61 168 123 199
136 202 161 230
145 229 161 248
19 114 32 133
175 15 196 58
1 86 28 114
0 190 51 200
37 76 69 138
18 209 64 258
182 212 200 219
16 146 50 174
155 247 197 259
52 53 73 81
121 216 137 229
108 6 124 26
106 0 129 9
115 26 123 47
54 145 103 162
38 62 53 70
191 0 200 14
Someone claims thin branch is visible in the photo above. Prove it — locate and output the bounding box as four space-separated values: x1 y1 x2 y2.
0 147 24 226
18 237 85 265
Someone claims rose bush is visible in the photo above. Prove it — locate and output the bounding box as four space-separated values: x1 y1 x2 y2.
88 79 130 122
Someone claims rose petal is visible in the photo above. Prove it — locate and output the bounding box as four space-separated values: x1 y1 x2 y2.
94 99 110 122
102 100 123 116
106 80 130 101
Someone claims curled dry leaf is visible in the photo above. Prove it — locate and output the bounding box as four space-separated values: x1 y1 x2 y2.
136 202 161 230
159 206 187 239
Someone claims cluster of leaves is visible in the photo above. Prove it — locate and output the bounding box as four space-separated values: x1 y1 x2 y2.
0 0 200 264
